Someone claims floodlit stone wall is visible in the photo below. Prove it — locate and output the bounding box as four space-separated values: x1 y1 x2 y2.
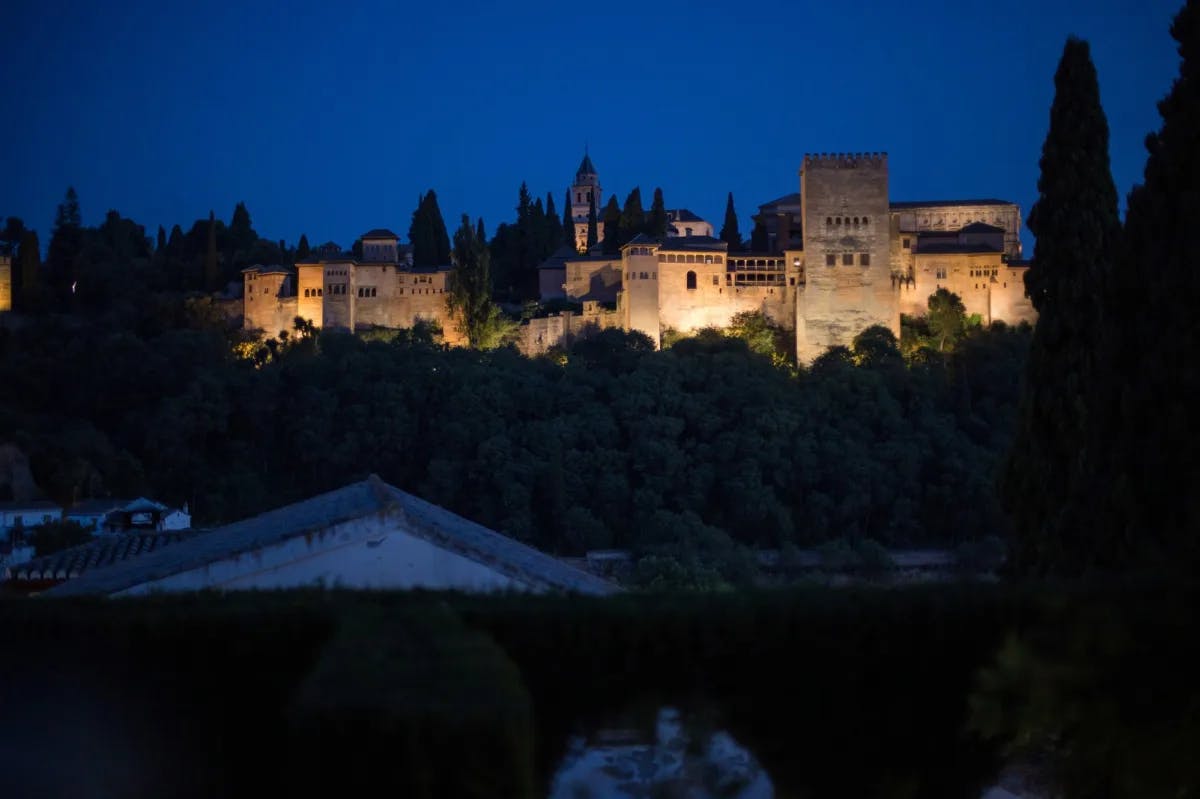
0 255 11 312
798 152 897 362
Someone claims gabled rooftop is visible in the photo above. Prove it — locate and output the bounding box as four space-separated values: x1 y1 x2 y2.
5 530 198 585
46 477 617 597
361 228 399 240
576 152 598 177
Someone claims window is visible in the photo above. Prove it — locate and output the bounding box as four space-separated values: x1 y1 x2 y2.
686 271 697 290
862 217 868 226
843 253 854 266
826 254 836 266
790 277 796 286
304 289 310 297
826 217 833 226
903 238 911 249
936 267 947 279
860 253 870 266
641 271 648 279
712 275 719 286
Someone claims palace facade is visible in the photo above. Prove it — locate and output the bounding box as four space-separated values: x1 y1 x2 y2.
536 151 1035 361
241 151 1035 361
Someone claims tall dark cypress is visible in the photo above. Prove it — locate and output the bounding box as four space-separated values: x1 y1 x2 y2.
1000 37 1121 575
587 193 599 250
601 196 621 256
648 188 667 237
204 211 220 292
1088 2 1200 571
618 188 644 246
720 192 742 250
409 190 451 267
563 189 574 250
545 192 561 246
296 234 311 261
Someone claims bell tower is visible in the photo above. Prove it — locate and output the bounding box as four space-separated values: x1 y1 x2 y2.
570 150 601 252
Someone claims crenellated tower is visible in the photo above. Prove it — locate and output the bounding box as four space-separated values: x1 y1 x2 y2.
797 152 898 362
570 150 602 252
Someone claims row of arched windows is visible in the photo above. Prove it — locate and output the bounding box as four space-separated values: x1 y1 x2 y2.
825 216 870 227
657 253 723 264
303 288 324 297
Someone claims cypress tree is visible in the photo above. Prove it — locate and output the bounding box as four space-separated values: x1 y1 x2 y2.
1000 37 1121 575
204 210 220 292
587 193 599 250
156 225 167 253
1088 2 1200 571
648 188 668 238
409 190 451 267
545 192 561 246
296 234 311 260
720 192 742 250
618 187 644 246
477 217 487 244
563 189 574 250
601 196 621 256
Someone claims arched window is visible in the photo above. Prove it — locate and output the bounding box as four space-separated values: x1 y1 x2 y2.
686 270 697 290
862 217 869 226
826 217 832 226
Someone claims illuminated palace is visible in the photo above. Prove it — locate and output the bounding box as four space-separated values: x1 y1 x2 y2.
536 152 1035 361
240 152 1035 361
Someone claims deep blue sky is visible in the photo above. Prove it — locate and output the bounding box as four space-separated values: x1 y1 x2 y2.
1 0 1185 257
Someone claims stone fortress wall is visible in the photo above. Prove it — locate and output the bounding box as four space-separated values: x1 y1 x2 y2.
241 152 1037 359
0 255 11 313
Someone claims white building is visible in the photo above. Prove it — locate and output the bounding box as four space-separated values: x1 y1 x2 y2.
0 501 61 541
48 476 616 597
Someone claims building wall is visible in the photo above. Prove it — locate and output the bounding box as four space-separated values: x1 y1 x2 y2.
519 302 623 356
892 203 1022 260
0 255 11 312
115 515 527 595
667 219 714 238
243 271 299 336
898 251 1035 326
798 152 897 362
540 267 566 301
321 261 355 329
296 264 324 324
622 249 662 346
564 257 621 302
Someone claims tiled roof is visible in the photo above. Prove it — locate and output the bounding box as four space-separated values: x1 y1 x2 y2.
361 228 399 239
576 152 597 176
537 244 580 270
241 263 293 275
890 199 1013 209
658 235 728 252
959 222 1005 233
758 193 801 211
46 477 617 597
666 208 704 223
5 530 199 583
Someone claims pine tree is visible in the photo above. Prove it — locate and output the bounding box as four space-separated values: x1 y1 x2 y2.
619 188 644 246
587 193 599 250
449 215 510 349
648 188 667 238
720 192 742 250
999 37 1121 575
296 234 311 260
601 196 621 256
1087 3 1200 571
46 187 83 297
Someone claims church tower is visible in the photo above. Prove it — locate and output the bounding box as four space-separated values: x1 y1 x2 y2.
570 151 601 252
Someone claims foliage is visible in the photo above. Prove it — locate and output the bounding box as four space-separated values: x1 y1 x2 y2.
926 288 968 351
601 195 621 255
1082 0 1200 574
408 190 451 268
449 215 516 349
28 519 91 557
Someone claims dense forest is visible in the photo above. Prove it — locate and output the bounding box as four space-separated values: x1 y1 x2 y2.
0 254 1030 583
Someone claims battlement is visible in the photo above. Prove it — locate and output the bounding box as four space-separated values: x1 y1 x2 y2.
802 152 888 169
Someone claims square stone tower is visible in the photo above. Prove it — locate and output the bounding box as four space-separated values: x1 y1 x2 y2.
797 152 898 362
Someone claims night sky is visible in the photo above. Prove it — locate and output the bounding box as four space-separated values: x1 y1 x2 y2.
2 0 1184 256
